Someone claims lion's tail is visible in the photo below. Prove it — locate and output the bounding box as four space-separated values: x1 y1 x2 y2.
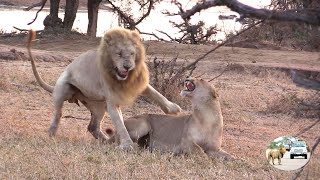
27 29 54 93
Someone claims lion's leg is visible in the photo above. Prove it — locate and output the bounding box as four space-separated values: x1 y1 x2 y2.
48 100 63 137
48 82 74 137
85 102 109 142
124 115 151 142
271 156 275 165
278 156 281 165
142 84 181 114
107 102 133 150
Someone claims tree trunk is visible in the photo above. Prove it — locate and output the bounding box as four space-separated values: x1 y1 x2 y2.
44 0 63 30
50 0 60 18
87 0 102 37
64 0 79 31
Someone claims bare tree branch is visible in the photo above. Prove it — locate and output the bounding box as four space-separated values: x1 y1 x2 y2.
27 0 48 25
106 0 156 30
135 0 154 25
173 19 264 79
181 0 224 20
139 31 167 41
181 0 320 25
106 0 135 28
157 30 179 42
23 2 43 11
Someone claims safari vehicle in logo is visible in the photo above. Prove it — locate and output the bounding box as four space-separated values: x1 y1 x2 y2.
290 141 308 159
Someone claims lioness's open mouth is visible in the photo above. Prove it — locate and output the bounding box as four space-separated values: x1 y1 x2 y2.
184 80 195 91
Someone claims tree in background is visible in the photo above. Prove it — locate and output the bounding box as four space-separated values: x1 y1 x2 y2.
40 0 79 31
87 0 102 37
26 0 158 37
162 0 218 44
105 0 159 30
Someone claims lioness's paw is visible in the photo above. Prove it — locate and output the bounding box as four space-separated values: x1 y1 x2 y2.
163 102 181 114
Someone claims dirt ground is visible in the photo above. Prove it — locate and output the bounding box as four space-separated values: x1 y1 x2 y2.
0 30 319 179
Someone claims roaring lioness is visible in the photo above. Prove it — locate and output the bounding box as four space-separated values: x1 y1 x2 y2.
27 28 181 149
266 147 286 165
107 78 233 159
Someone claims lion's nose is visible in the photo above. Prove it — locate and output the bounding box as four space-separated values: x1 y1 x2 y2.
123 64 131 70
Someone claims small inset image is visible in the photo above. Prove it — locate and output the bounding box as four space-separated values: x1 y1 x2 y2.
266 136 311 171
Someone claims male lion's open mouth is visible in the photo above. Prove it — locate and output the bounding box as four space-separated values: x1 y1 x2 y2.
184 80 195 91
115 68 129 80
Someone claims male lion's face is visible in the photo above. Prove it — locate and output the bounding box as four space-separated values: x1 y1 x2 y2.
108 41 137 80
180 78 217 101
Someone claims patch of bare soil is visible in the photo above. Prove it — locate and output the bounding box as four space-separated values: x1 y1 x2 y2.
0 35 319 179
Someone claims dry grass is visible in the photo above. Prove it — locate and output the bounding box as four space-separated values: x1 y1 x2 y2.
0 39 320 179
0 129 289 179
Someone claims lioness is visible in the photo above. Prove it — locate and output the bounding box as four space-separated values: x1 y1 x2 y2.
266 147 286 165
27 28 181 149
107 78 233 159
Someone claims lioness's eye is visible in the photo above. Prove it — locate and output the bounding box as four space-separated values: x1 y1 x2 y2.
130 52 134 56
117 52 122 57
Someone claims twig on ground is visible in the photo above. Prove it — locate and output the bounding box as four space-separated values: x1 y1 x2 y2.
13 26 43 33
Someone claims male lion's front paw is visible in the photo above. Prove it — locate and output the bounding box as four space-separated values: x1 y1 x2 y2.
162 102 182 114
116 140 135 151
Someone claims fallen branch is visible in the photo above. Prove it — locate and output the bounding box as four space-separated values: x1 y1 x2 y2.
13 26 43 33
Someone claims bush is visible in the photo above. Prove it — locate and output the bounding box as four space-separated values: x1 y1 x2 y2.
147 56 191 109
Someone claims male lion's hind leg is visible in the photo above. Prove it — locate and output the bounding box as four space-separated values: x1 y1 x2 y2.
84 102 110 142
48 101 63 137
48 83 74 137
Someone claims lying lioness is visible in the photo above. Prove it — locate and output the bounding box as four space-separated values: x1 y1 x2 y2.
107 77 233 160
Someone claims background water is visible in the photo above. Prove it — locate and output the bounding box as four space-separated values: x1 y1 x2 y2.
0 1 269 40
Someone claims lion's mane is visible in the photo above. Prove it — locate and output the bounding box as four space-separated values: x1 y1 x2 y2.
97 28 149 105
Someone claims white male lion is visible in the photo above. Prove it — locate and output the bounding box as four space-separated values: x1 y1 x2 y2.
266 147 286 165
27 28 181 149
106 78 233 159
